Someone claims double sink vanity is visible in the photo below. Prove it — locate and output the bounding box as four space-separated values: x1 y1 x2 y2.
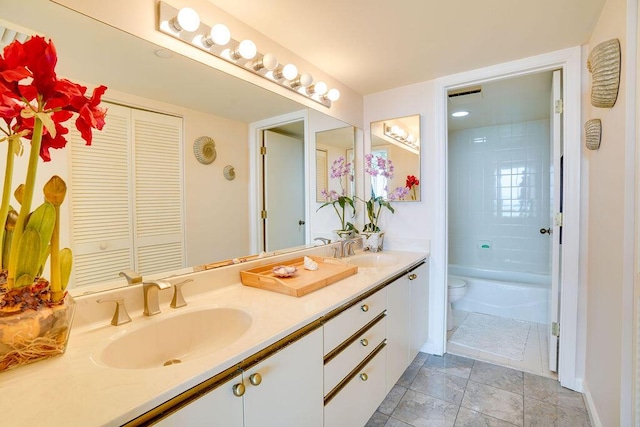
1 243 429 426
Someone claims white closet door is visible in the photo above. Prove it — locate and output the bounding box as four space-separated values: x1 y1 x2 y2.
70 104 133 287
69 104 185 287
132 110 185 276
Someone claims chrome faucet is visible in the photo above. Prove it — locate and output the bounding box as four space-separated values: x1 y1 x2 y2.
342 239 358 257
142 280 172 316
314 237 331 245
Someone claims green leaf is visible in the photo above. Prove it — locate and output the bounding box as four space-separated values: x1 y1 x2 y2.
59 248 73 291
26 202 55 269
15 227 41 287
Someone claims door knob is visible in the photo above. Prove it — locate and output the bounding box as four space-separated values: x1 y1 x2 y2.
298 220 305 225
540 228 551 235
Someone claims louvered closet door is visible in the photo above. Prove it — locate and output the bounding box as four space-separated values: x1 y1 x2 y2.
132 110 184 276
69 104 133 287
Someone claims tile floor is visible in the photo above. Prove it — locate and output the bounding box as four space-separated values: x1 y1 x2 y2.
447 310 556 379
366 352 591 427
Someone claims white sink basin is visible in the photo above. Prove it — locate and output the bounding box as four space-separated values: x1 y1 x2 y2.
346 253 398 268
94 308 252 369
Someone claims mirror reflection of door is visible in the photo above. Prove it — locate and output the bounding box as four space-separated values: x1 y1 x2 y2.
262 124 305 252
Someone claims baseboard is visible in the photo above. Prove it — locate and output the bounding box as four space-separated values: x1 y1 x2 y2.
421 340 443 356
582 380 603 427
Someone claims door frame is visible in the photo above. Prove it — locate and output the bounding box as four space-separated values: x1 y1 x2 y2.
432 46 584 391
249 110 309 254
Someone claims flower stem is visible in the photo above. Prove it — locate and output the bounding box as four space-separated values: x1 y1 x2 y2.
0 135 16 267
7 118 43 289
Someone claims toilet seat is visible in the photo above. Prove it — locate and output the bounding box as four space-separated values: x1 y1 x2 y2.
448 278 466 288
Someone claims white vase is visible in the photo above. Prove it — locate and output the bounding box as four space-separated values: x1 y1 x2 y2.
362 231 385 252
333 229 356 241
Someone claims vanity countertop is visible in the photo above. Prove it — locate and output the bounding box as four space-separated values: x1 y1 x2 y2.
0 250 427 426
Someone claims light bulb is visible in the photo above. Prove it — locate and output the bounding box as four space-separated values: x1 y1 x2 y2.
237 40 257 60
391 125 400 135
326 88 340 101
203 23 230 47
291 73 313 88
310 81 328 96
172 8 200 32
282 64 298 80
452 111 469 117
253 53 279 71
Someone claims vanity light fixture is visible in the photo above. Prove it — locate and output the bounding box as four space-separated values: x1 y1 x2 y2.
451 111 469 117
158 1 339 108
384 123 420 153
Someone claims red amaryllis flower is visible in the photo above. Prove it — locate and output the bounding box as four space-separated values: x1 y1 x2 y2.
406 175 420 189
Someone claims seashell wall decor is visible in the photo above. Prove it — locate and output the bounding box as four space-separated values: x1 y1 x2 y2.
587 38 621 108
193 136 217 165
585 119 602 150
223 165 236 180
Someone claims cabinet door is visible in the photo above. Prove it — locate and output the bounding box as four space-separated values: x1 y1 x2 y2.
244 328 324 427
409 263 429 360
385 277 410 392
324 346 387 427
155 374 243 427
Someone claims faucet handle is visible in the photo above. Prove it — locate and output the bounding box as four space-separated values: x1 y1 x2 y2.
97 297 132 326
170 279 194 309
119 270 142 285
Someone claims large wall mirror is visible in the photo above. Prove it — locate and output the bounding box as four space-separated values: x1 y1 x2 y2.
370 114 421 201
1 0 358 295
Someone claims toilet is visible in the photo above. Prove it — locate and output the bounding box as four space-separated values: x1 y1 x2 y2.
447 277 467 331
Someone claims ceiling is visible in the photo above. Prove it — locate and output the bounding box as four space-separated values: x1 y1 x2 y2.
448 72 554 131
206 0 606 95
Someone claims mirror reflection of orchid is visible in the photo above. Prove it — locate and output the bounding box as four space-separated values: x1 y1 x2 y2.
361 153 409 232
317 156 357 233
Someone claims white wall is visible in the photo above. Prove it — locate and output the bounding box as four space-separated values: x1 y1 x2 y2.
448 120 551 275
582 0 631 424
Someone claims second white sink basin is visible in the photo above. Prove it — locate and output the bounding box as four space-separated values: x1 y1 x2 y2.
346 253 398 268
94 307 252 369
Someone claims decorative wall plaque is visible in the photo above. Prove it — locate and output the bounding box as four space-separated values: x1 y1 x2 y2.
193 136 217 165
587 38 621 108
585 119 602 151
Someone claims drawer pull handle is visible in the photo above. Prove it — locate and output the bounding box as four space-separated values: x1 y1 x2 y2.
360 338 369 346
408 273 417 280
359 373 368 381
232 383 245 397
249 373 262 386
360 304 369 312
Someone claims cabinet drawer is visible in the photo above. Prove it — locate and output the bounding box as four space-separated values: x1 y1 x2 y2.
324 316 385 395
324 287 386 355
324 344 386 427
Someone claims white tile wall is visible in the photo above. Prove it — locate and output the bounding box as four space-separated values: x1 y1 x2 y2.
448 120 551 275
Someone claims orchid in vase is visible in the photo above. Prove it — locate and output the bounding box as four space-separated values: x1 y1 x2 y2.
317 156 357 239
0 36 107 371
360 153 408 251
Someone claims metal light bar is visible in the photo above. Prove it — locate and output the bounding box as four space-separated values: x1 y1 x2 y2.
158 1 338 108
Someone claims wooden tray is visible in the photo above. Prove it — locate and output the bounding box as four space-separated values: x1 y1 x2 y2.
240 256 358 297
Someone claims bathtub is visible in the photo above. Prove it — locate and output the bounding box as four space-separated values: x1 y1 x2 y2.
448 265 550 324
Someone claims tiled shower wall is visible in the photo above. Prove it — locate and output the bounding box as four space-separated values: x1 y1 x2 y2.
448 120 551 275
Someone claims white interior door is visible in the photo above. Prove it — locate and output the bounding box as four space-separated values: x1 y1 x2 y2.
263 130 305 252
549 69 563 372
